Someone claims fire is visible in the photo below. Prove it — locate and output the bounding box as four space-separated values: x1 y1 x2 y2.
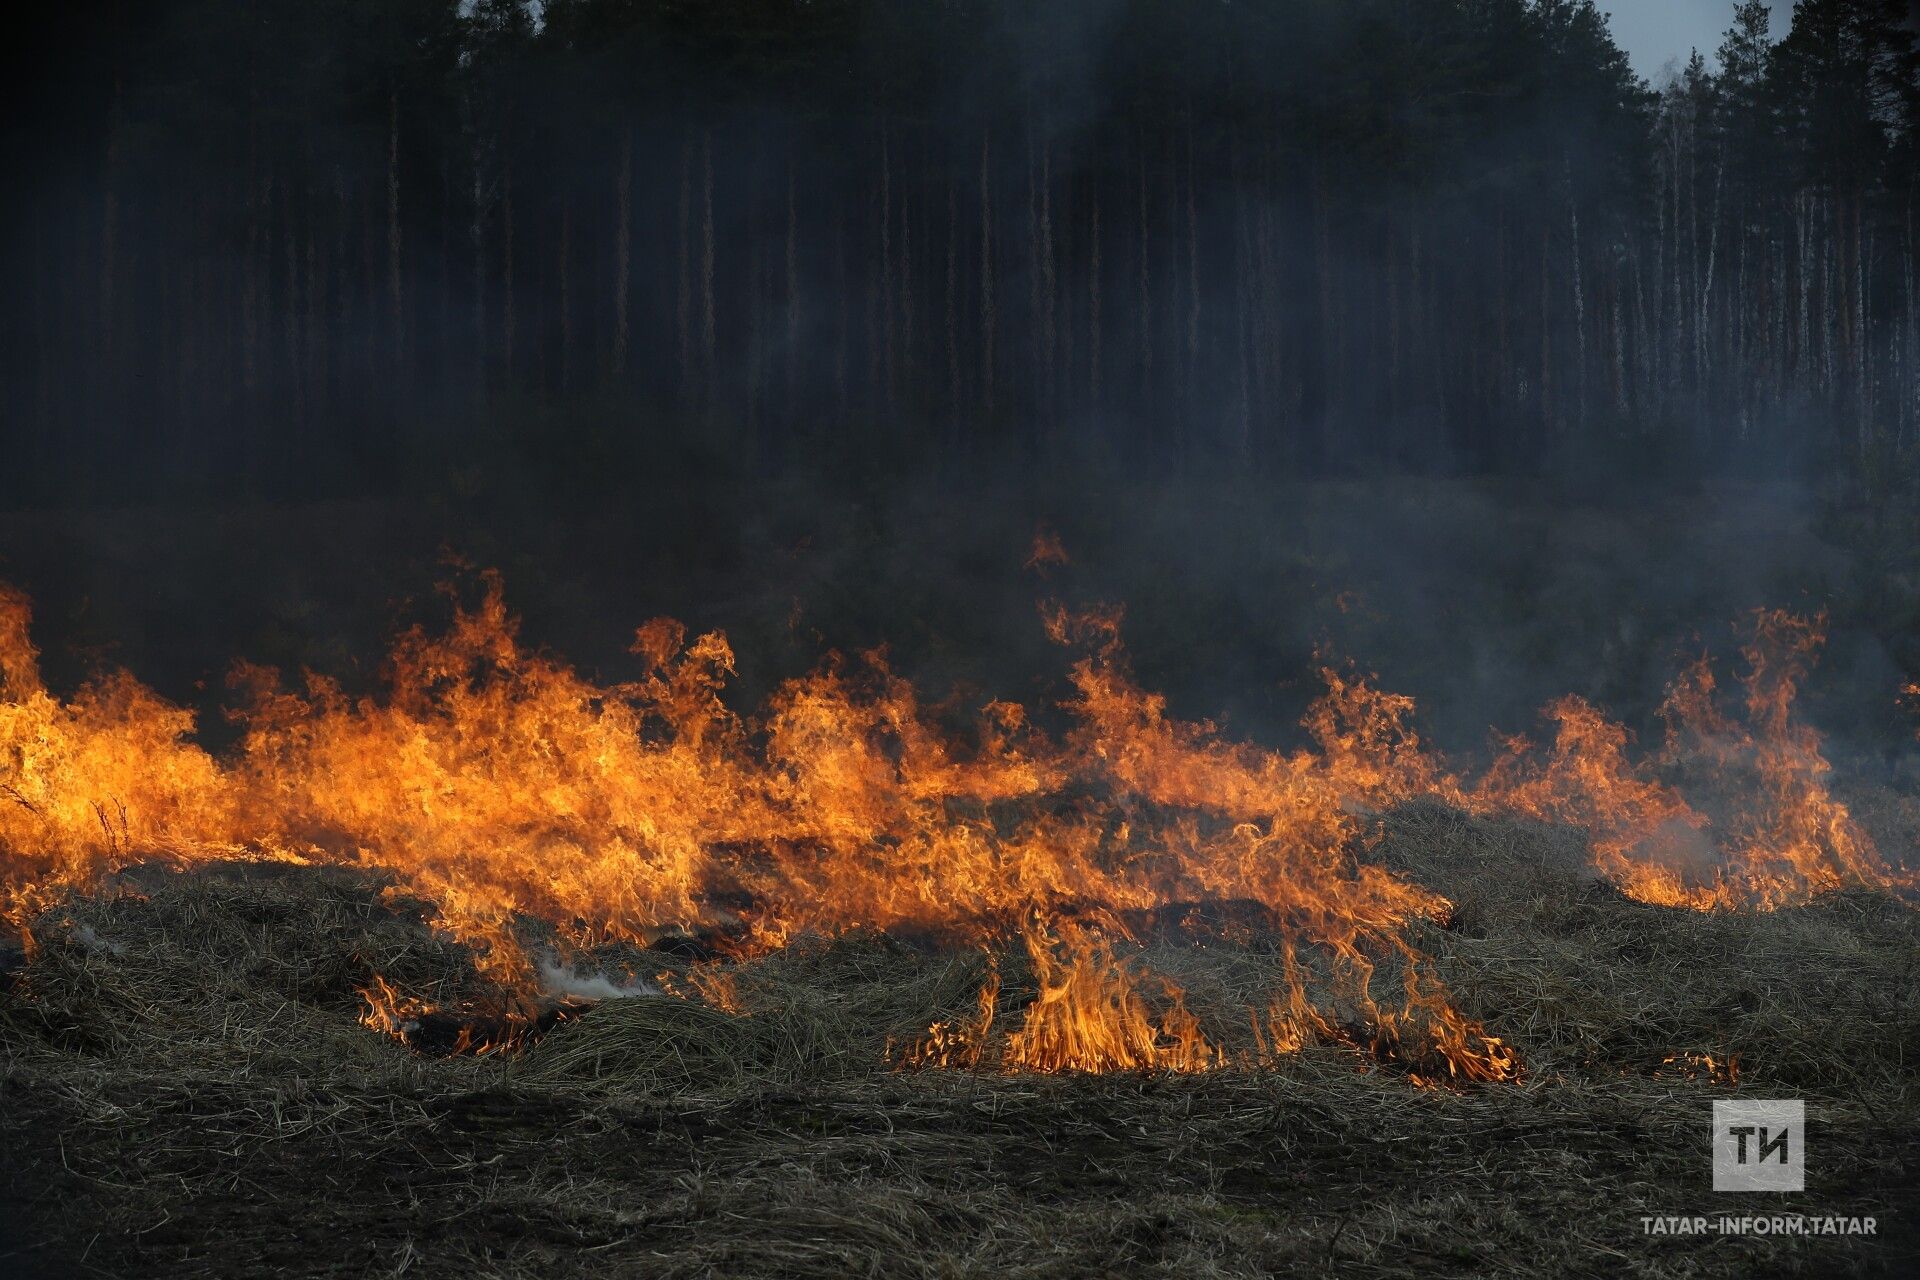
1000 918 1220 1073
1474 695 1711 907
0 572 1907 1082
897 919 1518 1082
358 974 430 1042
1659 1050 1741 1085
1476 610 1907 910
0 585 239 922
897 921 1217 1074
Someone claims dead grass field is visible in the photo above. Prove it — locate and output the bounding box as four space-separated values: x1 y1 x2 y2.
2 802 1916 1278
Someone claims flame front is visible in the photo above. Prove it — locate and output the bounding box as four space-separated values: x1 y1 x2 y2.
1475 609 1908 910
0 576 1906 1080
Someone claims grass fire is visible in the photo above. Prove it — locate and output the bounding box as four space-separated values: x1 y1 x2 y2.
9 0 1920 1273
3 547 1917 1274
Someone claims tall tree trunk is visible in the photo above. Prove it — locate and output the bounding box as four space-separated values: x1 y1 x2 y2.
1699 144 1723 426
1856 197 1869 450
835 187 849 419
1387 211 1402 424
1025 125 1042 417
787 152 801 414
1905 200 1916 447
677 135 692 403
244 170 264 401
747 226 762 441
332 167 349 414
389 89 405 362
286 169 305 430
470 129 487 380
1184 122 1200 437
1138 140 1152 412
1314 167 1332 458
1088 186 1102 406
307 195 322 420
559 195 572 394
1040 135 1056 418
1823 197 1835 397
880 121 895 414
701 130 717 419
1570 178 1586 433
503 161 516 381
946 173 960 423
1796 193 1809 392
1540 226 1553 442
614 127 632 380
900 140 915 416
178 199 197 433
1058 164 1073 401
1734 209 1748 432
1613 261 1629 416
1232 140 1252 460
100 77 122 364
980 131 994 419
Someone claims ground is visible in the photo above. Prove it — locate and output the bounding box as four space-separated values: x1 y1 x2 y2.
2 802 1915 1278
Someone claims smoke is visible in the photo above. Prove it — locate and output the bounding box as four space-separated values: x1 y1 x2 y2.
70 924 128 959
4 463 1913 776
536 955 660 1002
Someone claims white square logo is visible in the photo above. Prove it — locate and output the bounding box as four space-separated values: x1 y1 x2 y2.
1713 1100 1804 1192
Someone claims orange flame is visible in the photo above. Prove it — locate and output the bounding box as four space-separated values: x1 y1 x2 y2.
357 973 430 1042
1659 1050 1741 1085
1000 918 1221 1073
1475 610 1907 909
1 575 1905 1079
0 575 1519 1078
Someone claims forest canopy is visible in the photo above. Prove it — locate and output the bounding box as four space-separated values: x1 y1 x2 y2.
3 0 1919 503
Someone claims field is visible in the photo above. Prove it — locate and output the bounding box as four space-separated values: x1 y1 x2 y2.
3 800 1916 1278
3 481 1919 1276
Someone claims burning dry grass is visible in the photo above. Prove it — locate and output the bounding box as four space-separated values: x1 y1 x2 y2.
2 569 1918 1271
3 813 1916 1277
3 573 1908 1089
0 575 1532 1081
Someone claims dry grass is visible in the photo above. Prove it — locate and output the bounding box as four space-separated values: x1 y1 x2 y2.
3 807 1917 1277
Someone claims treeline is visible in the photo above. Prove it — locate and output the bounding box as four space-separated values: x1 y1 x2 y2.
3 0 1919 503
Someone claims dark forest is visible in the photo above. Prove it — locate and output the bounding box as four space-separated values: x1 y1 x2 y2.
5 0 1920 505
